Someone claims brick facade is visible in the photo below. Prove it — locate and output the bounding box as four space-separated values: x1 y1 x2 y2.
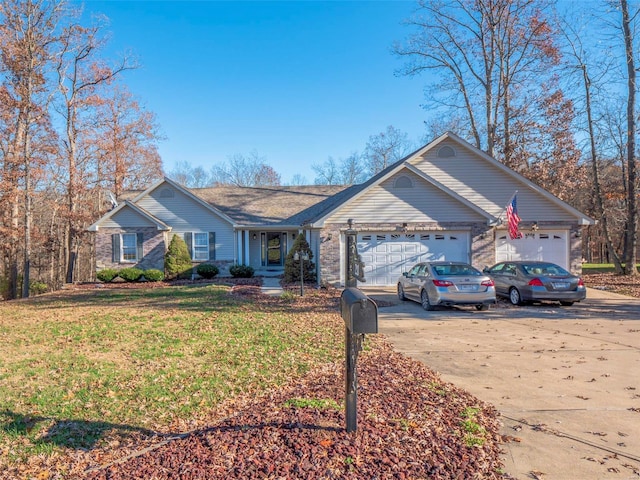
94 228 236 277
95 227 166 271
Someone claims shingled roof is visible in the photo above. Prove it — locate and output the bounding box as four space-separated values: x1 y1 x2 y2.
191 184 354 226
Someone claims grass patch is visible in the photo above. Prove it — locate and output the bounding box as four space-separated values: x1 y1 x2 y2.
459 406 487 447
284 398 340 410
583 263 640 274
0 284 344 463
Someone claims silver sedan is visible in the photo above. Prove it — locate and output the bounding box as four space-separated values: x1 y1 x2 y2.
397 261 496 311
483 261 587 306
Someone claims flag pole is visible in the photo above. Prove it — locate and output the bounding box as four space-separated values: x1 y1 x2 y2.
496 190 518 224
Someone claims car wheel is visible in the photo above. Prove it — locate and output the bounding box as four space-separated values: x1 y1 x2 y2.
397 283 406 301
559 301 574 306
475 304 489 311
421 289 435 311
509 287 522 305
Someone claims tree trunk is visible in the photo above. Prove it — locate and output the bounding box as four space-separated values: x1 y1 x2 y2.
621 0 639 275
581 64 624 273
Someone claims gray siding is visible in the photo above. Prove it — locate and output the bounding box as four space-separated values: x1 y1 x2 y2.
100 209 158 228
412 140 578 222
137 184 235 260
325 170 486 224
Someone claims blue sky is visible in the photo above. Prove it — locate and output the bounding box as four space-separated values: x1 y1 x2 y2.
80 1 430 184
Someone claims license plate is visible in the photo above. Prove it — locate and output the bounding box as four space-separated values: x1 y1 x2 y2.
458 284 477 291
552 282 570 289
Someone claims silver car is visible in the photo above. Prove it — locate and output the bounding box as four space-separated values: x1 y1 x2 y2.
483 261 587 306
397 261 496 311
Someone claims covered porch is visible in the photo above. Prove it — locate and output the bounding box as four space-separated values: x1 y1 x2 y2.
234 228 317 274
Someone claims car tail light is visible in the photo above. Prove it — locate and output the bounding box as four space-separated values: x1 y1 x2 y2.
433 279 454 287
481 279 495 287
528 278 544 286
578 278 584 287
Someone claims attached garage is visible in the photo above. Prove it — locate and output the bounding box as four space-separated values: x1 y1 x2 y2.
495 230 569 269
357 231 470 286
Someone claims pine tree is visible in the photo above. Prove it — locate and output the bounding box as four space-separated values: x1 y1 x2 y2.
283 234 316 283
165 235 192 279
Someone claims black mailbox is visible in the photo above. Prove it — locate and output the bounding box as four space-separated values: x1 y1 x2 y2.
341 287 378 334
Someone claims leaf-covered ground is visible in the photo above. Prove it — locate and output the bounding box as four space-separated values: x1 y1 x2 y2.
5 272 637 479
83 338 505 480
1 283 506 480
583 272 640 298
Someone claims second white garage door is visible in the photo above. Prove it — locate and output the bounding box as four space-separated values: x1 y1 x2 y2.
495 230 569 269
357 231 469 286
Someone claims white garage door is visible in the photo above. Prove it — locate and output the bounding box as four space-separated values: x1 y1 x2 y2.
495 230 569 269
357 231 469 286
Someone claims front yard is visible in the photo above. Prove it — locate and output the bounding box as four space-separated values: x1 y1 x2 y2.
0 283 505 479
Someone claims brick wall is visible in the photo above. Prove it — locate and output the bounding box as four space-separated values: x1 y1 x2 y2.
95 227 166 271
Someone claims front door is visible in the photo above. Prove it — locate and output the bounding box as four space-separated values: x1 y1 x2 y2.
264 232 284 267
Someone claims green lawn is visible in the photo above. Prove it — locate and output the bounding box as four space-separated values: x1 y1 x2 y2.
582 263 640 274
0 284 344 466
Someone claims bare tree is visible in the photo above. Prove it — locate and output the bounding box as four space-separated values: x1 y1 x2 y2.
363 126 414 176
287 173 308 186
211 151 280 187
55 14 137 284
341 152 367 185
557 2 638 273
169 160 212 187
620 0 638 275
312 153 366 186
0 0 62 298
312 156 340 185
92 86 163 197
395 0 558 167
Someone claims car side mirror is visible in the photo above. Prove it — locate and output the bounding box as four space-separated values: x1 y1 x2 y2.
402 272 408 277
482 267 490 274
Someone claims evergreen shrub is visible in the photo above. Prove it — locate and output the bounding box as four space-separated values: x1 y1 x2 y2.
165 234 192 279
96 268 119 282
143 269 165 282
283 233 316 283
229 264 254 278
196 264 219 279
118 267 143 282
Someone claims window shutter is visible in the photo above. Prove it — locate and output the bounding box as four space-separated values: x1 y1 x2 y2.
112 234 121 263
209 232 216 260
184 232 193 259
136 233 144 260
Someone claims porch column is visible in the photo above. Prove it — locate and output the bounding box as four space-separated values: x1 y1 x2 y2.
243 230 250 265
236 230 243 264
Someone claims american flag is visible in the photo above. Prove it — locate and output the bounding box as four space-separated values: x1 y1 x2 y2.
506 195 523 240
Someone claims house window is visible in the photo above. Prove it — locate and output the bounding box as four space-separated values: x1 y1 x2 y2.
122 234 138 261
159 188 174 198
112 232 143 263
184 232 216 262
193 232 208 261
394 176 413 188
437 146 456 158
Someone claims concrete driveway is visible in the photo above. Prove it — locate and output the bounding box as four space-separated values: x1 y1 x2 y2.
365 287 640 480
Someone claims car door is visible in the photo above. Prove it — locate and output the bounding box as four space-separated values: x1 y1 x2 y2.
404 264 423 300
489 263 511 296
413 264 430 298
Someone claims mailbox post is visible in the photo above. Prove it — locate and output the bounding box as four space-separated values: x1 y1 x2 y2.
341 287 378 433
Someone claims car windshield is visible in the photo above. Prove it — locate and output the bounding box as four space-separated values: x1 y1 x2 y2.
522 264 570 276
432 264 480 276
